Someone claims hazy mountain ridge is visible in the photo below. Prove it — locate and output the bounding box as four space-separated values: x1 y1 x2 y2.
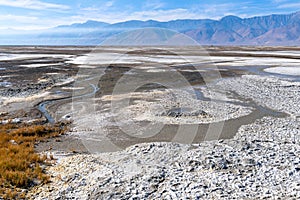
1 11 300 45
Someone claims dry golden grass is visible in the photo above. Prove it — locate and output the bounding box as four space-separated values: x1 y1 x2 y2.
0 122 68 199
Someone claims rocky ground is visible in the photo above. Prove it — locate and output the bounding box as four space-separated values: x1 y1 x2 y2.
114 89 253 124
212 75 300 117
28 116 300 199
1 46 300 199
28 72 300 199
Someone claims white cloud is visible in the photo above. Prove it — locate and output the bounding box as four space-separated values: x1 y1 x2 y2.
0 14 38 22
2 1 294 30
0 0 69 10
73 7 224 24
144 0 165 10
273 0 288 3
278 2 300 8
127 9 204 21
80 1 115 15
81 7 99 11
0 14 74 30
105 1 114 8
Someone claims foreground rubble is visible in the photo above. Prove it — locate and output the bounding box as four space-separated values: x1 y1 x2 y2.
28 116 300 199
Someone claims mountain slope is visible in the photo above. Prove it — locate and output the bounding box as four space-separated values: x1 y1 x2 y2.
2 11 300 45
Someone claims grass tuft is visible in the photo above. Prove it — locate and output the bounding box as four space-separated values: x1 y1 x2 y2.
0 122 68 199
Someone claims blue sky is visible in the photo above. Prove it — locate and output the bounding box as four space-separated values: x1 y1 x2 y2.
0 0 300 30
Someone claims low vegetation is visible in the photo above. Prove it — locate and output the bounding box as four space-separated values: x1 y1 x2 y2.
0 122 68 199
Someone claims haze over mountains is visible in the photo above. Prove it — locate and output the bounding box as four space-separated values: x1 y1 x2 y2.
1 11 300 45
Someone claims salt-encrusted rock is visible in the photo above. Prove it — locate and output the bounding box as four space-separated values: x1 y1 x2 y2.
27 116 300 200
27 74 300 199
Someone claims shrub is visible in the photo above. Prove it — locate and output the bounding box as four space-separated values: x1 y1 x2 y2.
0 122 68 199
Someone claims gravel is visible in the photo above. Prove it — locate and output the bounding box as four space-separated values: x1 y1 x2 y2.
27 74 300 199
0 82 53 98
117 89 253 124
212 75 300 117
28 116 300 199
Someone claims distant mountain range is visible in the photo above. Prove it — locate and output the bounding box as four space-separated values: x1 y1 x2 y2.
1 11 300 45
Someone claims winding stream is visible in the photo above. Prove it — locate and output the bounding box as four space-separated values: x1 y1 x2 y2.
38 83 99 123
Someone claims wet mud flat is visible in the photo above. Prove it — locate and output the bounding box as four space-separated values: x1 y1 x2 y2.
0 46 299 154
1 46 299 199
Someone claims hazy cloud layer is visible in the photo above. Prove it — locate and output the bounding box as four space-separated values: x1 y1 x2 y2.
0 0 299 30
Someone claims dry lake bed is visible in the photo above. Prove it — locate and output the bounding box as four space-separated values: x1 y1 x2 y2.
0 46 299 199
